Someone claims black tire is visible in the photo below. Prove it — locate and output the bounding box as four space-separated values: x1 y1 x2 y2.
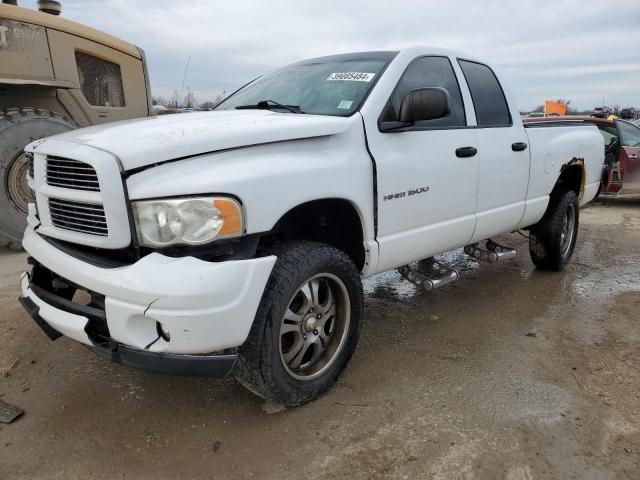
529 189 579 271
234 241 363 406
0 108 76 249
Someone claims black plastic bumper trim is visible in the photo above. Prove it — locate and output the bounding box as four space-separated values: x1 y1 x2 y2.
29 283 106 323
90 342 237 377
18 296 63 341
19 291 236 378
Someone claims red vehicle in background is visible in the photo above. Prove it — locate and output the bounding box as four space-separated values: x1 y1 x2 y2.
524 116 640 196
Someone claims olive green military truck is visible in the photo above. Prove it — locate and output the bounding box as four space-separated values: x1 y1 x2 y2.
0 0 151 248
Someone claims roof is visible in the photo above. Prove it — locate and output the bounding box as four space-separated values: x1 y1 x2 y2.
0 4 141 59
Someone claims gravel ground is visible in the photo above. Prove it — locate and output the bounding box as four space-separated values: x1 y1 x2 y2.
0 197 639 479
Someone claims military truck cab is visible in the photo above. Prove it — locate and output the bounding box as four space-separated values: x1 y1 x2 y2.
0 0 151 248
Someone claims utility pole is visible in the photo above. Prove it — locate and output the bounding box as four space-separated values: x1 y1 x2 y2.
179 56 191 108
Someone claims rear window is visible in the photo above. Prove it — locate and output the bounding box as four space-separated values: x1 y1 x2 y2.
458 60 511 127
75 52 125 107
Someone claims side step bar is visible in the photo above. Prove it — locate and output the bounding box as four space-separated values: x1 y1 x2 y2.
464 240 518 263
397 258 459 292
398 239 518 292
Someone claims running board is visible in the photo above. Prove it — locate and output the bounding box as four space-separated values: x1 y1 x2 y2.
464 240 518 263
397 259 459 292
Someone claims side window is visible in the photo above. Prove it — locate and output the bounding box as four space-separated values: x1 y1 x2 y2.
597 125 619 148
380 56 466 128
458 60 511 127
617 121 640 147
75 52 125 107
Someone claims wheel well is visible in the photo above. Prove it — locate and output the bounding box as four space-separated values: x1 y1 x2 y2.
554 162 584 200
259 199 366 271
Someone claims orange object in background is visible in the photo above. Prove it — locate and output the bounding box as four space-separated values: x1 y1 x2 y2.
544 100 568 116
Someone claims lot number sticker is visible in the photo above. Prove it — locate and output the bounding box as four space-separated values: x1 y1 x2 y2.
326 72 376 82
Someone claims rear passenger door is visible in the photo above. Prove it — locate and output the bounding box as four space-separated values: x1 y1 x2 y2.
458 60 530 242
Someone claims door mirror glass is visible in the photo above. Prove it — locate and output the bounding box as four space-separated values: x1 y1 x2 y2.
399 87 450 123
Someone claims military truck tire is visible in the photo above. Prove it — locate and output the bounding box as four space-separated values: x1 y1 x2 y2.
0 108 76 249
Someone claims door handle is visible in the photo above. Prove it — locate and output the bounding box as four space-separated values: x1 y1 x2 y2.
630 154 638 159
512 142 528 152
455 146 477 158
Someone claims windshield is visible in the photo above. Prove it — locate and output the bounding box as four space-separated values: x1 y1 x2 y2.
215 52 397 117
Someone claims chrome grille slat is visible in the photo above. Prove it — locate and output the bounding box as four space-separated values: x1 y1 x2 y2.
47 181 100 191
47 223 108 236
49 199 104 212
46 169 100 177
50 211 108 223
47 179 99 187
46 177 99 185
49 216 108 231
48 199 108 236
46 156 100 192
46 165 97 171
49 206 106 218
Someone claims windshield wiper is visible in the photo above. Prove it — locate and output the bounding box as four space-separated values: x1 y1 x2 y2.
235 99 304 114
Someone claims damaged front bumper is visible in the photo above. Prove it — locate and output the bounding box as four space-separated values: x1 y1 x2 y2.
20 294 237 376
19 226 276 376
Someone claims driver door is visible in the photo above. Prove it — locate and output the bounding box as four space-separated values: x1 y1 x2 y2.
365 56 479 272
617 120 640 193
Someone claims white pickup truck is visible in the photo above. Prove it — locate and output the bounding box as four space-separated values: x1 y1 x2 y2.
19 47 603 406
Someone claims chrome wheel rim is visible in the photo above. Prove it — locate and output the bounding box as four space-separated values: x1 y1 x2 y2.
279 273 350 381
7 152 30 215
560 203 576 256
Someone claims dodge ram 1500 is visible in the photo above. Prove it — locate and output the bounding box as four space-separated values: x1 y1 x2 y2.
19 48 604 406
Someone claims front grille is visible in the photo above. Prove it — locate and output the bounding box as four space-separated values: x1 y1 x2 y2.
46 156 100 191
49 199 108 236
27 152 34 178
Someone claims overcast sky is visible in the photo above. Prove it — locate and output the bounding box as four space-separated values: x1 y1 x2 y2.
21 0 640 110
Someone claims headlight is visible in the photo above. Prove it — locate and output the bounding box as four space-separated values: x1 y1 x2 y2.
133 197 243 247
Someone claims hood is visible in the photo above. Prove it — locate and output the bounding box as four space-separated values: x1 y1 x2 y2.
38 110 355 171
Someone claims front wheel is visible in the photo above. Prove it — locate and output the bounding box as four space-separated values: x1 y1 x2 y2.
234 241 363 406
529 189 579 271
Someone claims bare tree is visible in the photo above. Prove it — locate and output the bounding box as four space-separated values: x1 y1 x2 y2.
200 100 217 110
168 90 180 108
214 90 228 106
184 87 196 108
200 91 228 110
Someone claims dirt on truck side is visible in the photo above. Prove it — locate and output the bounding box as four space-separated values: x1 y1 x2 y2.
0 1 151 248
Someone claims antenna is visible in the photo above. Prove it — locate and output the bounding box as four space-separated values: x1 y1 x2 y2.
178 56 191 108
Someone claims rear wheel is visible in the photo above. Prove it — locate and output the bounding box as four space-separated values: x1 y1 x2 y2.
234 241 363 406
0 108 76 249
529 189 579 271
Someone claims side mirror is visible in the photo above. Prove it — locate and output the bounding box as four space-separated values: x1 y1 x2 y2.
379 87 451 132
399 87 450 123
